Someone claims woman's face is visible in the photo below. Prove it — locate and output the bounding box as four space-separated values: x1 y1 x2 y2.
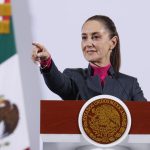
81 20 117 66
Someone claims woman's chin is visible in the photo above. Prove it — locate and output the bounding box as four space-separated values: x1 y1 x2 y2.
85 57 99 63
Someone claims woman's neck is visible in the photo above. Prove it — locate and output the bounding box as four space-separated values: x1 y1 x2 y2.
89 57 111 67
90 61 111 68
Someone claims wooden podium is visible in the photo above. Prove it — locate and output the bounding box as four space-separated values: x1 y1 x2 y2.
40 101 150 150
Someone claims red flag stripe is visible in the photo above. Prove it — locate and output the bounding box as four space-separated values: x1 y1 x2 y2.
4 0 10 3
3 0 10 20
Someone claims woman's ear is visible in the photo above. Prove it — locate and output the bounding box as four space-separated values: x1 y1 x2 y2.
110 36 118 50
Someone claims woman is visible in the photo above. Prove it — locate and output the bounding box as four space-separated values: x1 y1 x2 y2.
32 15 146 101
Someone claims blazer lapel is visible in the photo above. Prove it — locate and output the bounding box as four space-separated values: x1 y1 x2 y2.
103 76 116 94
102 66 120 96
86 75 102 94
86 64 102 94
85 64 124 97
103 75 126 100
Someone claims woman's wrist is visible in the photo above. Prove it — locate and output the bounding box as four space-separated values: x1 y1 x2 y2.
40 57 52 69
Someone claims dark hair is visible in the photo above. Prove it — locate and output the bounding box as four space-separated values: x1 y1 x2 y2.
84 15 121 73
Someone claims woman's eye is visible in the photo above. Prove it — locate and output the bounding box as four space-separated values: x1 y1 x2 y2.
82 36 87 40
92 36 100 40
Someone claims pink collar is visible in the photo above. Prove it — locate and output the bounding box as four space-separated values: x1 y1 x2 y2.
90 63 111 81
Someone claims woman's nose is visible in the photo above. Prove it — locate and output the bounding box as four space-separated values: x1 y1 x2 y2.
84 38 93 47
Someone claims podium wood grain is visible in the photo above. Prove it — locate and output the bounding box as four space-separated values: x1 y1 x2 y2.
40 101 150 134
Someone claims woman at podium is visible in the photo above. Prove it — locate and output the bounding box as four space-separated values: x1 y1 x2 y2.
31 15 146 101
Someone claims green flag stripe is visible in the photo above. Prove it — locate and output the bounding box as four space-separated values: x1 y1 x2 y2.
0 17 16 64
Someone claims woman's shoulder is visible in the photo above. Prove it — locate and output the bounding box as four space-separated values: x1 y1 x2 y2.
116 72 137 93
118 72 137 82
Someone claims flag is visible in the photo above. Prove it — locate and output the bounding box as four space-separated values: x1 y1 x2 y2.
0 0 30 149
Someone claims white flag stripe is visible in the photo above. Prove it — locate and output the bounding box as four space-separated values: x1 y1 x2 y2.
0 54 30 150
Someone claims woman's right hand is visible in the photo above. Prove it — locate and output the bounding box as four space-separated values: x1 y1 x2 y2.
31 42 51 64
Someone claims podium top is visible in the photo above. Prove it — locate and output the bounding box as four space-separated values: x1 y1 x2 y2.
40 101 150 134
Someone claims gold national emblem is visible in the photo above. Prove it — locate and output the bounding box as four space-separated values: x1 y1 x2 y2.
82 98 127 144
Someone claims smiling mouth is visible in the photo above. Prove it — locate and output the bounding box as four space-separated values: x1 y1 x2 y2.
86 50 96 53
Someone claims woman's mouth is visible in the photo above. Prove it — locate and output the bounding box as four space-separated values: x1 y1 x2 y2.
86 50 96 53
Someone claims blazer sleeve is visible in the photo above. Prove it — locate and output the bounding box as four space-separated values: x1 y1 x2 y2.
40 60 78 100
132 78 147 101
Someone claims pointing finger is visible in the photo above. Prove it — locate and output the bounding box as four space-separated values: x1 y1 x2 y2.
32 42 44 52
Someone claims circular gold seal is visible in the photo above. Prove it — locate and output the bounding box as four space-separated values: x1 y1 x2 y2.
78 95 131 148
